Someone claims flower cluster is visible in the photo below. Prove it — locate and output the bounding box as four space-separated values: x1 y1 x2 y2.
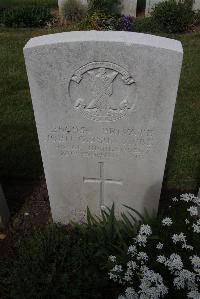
109 224 168 298
135 224 152 247
114 15 133 31
108 194 200 299
162 217 173 226
193 219 200 233
171 232 194 250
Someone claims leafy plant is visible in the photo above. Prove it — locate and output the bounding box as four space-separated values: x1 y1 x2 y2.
151 0 194 33
132 16 158 33
193 9 200 26
80 11 116 30
61 0 87 21
0 6 52 27
6 206 141 299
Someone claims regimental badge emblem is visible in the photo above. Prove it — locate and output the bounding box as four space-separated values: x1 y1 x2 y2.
69 62 137 122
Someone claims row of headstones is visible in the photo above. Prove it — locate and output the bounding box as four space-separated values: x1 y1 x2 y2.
58 0 137 17
58 0 200 18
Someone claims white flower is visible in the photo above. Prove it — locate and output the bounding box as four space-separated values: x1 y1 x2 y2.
173 269 196 290
156 242 164 250
166 254 183 272
139 269 168 298
193 221 200 233
185 218 190 224
182 244 193 251
193 197 200 206
187 206 198 216
172 233 186 244
172 197 179 202
193 224 200 233
180 193 200 206
109 255 116 262
127 260 137 270
162 217 173 226
139 224 152 236
125 287 138 299
172 233 194 251
124 268 133 282
134 225 152 247
180 193 194 203
157 255 166 264
190 255 200 271
109 263 123 283
137 252 148 262
112 264 123 273
108 272 119 282
128 245 137 256
140 265 149 273
188 290 200 299
135 234 147 247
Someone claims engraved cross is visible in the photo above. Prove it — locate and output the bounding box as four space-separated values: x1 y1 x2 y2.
83 162 123 208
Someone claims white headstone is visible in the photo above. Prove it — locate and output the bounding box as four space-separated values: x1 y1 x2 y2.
24 31 183 224
121 0 137 17
58 0 88 15
0 184 10 228
193 0 200 10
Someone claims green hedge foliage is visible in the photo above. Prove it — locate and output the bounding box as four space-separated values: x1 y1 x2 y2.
151 0 194 33
0 0 57 9
0 6 52 27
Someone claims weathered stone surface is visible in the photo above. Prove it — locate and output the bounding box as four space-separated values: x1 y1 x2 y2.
24 31 183 224
0 184 10 228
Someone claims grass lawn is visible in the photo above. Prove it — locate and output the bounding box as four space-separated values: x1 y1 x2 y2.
0 28 199 190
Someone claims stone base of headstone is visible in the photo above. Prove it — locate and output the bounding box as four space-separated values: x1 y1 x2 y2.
0 185 10 229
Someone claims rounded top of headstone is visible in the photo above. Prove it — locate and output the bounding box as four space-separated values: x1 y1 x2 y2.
24 31 183 54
